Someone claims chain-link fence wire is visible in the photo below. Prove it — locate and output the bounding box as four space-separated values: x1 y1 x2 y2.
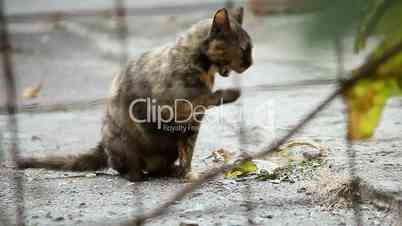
0 0 25 225
5 1 402 225
113 0 144 225
335 36 363 226
224 1 255 225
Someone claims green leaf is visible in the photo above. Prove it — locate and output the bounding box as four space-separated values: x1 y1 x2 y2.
344 77 401 140
372 1 402 37
225 160 257 178
354 0 390 52
354 0 402 53
344 35 402 140
373 36 402 77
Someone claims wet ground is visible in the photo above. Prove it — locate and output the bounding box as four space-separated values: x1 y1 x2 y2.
1 2 402 226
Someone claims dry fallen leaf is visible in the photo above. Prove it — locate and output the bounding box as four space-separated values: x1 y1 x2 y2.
205 148 234 163
22 83 42 99
279 139 325 153
213 148 234 163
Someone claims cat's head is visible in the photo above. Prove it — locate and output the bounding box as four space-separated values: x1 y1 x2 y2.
205 7 253 77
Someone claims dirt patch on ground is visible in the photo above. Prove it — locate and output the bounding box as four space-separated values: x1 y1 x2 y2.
307 168 360 209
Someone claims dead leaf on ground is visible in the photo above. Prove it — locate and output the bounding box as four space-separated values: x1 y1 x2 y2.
278 139 326 154
205 148 234 163
22 83 42 99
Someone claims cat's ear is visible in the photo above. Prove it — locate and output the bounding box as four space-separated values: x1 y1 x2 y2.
211 8 231 36
232 7 244 25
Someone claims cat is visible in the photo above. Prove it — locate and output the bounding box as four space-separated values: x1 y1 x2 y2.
17 7 253 181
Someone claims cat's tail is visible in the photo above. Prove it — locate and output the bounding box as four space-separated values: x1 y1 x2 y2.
17 143 108 171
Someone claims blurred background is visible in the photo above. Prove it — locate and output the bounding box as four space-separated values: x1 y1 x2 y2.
1 0 368 107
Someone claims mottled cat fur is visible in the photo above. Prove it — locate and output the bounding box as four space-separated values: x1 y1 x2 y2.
17 7 253 181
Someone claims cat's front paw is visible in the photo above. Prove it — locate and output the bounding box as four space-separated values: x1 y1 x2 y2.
214 88 241 104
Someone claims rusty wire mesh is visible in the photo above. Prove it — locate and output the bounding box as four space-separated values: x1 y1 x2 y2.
0 1 25 225
5 0 402 225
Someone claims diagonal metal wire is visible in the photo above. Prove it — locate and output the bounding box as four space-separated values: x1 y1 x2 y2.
225 1 255 224
113 38 402 226
346 142 363 226
335 36 363 226
0 0 25 225
0 79 338 115
235 78 255 225
114 0 129 68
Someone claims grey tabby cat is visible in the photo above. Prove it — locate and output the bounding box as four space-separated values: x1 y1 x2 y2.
18 7 253 181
